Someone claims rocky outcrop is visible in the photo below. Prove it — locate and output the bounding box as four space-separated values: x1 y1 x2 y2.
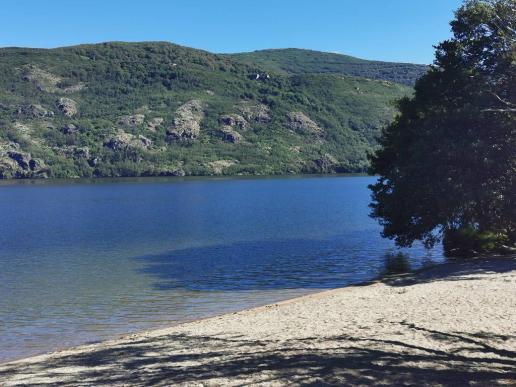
10 122 46 148
62 83 86 93
146 117 164 131
16 104 54 118
58 146 91 159
208 159 236 175
138 135 152 148
218 114 247 143
103 130 152 151
13 121 33 135
60 124 79 134
153 166 186 177
22 65 85 94
219 127 243 143
0 142 48 178
314 153 339 173
219 114 248 130
57 146 98 168
118 114 145 127
22 66 62 93
287 111 323 135
235 101 271 123
56 98 77 117
167 100 204 141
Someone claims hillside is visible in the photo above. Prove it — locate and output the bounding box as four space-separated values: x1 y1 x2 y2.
0 42 412 179
229 48 428 86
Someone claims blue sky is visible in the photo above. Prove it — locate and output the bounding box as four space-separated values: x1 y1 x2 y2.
0 0 463 64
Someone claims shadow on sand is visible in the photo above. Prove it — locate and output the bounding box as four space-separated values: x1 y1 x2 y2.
378 255 516 287
0 322 514 386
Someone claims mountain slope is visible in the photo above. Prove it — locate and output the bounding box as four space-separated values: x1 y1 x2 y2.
229 48 428 86
0 42 411 179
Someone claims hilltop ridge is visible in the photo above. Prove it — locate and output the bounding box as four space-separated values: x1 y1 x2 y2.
228 48 428 86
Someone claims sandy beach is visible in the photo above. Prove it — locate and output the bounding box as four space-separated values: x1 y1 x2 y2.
1 256 515 386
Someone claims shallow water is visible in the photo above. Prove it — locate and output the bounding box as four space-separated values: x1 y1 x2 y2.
0 175 443 362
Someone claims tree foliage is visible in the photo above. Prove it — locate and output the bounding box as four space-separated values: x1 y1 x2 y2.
369 0 516 255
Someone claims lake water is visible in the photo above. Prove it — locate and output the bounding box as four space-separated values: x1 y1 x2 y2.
0 175 444 362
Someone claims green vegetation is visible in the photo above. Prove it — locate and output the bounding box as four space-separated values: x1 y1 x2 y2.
369 0 515 256
0 41 414 179
229 48 428 86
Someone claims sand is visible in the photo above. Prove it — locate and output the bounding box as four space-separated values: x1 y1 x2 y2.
1 256 515 386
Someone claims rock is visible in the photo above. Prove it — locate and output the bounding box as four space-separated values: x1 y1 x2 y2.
56 98 77 117
104 130 152 151
146 117 164 131
75 147 91 159
208 159 236 175
314 153 339 173
167 100 204 141
7 151 29 170
11 122 46 147
88 157 99 167
0 142 48 178
16 104 53 118
0 157 22 179
22 66 62 93
59 146 91 160
169 168 186 177
235 101 271 123
118 114 145 127
28 159 39 170
156 167 185 177
251 73 271 81
287 111 323 135
60 124 78 134
219 114 248 130
219 127 243 143
61 83 85 93
13 122 32 135
58 146 97 168
218 114 247 143
22 65 85 94
138 135 152 148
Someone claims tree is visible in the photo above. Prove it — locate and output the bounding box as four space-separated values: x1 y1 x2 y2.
369 0 515 256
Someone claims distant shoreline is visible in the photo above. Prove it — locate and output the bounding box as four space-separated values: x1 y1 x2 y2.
2 256 514 385
0 172 373 186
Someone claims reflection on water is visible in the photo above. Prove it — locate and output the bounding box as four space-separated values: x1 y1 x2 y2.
382 252 413 276
138 237 435 291
0 176 443 362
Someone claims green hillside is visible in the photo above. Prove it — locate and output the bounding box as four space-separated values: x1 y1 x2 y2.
229 48 428 86
0 41 412 179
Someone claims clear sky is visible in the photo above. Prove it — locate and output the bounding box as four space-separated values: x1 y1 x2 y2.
0 0 463 64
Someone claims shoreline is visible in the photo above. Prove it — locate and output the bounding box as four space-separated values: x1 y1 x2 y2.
0 255 449 365
0 172 372 187
1 255 515 385
0 287 326 365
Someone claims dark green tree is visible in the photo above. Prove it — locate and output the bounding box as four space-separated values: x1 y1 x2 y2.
369 0 515 256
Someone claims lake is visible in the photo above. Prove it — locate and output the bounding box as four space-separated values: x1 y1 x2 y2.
0 175 443 362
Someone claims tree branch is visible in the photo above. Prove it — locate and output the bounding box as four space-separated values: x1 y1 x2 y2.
489 91 516 107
